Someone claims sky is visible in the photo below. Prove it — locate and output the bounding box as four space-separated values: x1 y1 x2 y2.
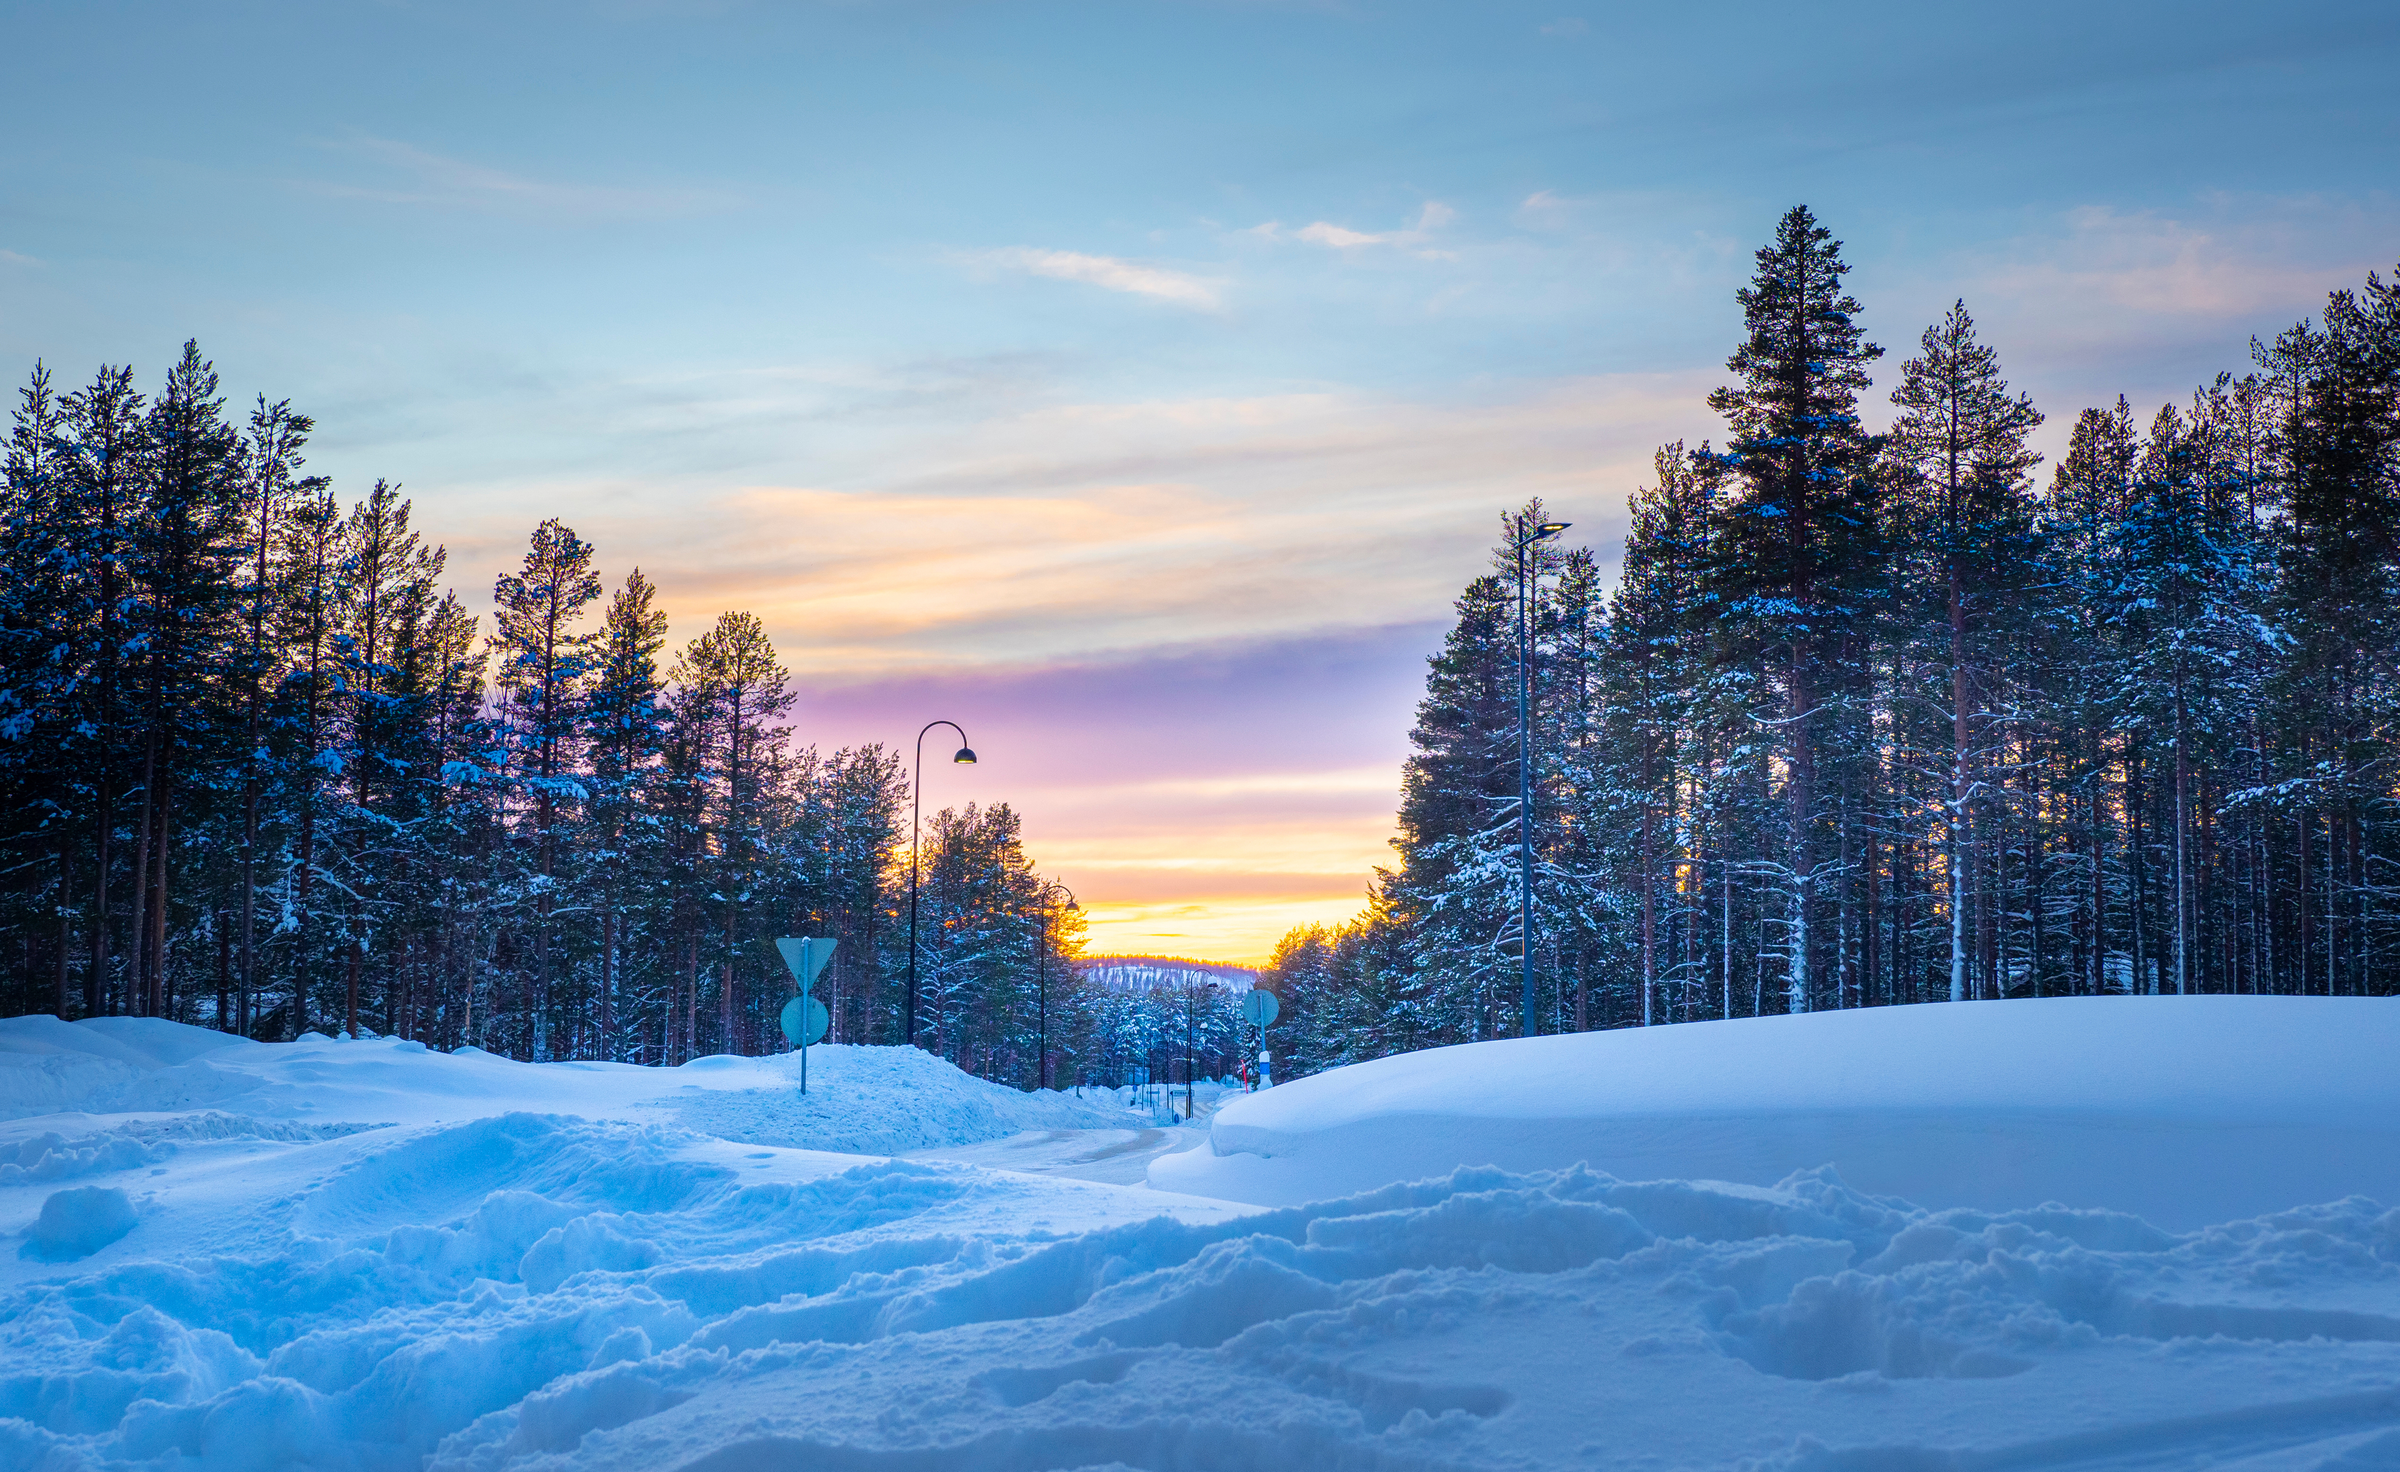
3 0 2395 962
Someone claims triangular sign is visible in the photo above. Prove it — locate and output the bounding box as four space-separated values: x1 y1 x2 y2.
775 937 837 994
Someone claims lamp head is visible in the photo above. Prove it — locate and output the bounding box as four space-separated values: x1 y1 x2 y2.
1066 898 1080 911
1537 521 1571 537
953 746 976 764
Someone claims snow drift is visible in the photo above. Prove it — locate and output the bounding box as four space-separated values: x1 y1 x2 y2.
1155 995 2400 1227
8 998 2400 1470
0 1016 1137 1148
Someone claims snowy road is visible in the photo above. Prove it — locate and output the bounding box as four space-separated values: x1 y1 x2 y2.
904 1123 1207 1185
905 1085 1232 1184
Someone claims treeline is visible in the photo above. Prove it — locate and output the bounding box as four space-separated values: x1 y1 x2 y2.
0 342 1247 1086
1264 206 2400 1077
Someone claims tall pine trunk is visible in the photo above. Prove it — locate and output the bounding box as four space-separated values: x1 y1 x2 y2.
1949 565 1970 1004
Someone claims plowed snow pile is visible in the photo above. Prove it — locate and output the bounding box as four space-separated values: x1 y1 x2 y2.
7 998 2400 1471
1157 995 2400 1227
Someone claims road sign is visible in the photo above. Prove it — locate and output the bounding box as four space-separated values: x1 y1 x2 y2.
779 994 829 1047
775 937 837 994
775 938 838 1092
1240 988 1280 1026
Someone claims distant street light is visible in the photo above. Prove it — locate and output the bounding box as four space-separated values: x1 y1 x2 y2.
1035 880 1077 1090
908 721 976 1048
1516 518 1570 1040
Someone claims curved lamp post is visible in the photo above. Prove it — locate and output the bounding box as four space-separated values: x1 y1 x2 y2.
908 721 976 1048
1515 518 1570 1040
1035 880 1077 1090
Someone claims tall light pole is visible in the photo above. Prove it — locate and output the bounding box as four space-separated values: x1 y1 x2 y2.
1035 880 1076 1090
1516 517 1570 1040
909 720 976 1048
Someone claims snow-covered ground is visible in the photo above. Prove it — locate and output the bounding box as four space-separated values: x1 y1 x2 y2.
7 998 2400 1470
1158 995 2400 1228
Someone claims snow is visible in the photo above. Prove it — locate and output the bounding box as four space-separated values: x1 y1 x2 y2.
19 1184 136 1262
1157 995 2400 1228
7 997 2400 1470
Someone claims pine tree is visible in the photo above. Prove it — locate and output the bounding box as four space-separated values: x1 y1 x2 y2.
58 365 147 1017
2041 399 2140 996
2 364 78 1018
271 483 344 1036
122 343 244 1018
1886 302 2043 1002
585 570 669 1058
673 610 794 1055
1593 445 1719 1026
490 519 604 1056
328 480 444 1034
1702 205 1885 1014
234 396 319 1035
1387 572 1519 1041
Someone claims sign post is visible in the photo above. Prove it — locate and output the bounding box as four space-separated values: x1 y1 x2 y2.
1239 987 1279 1092
775 937 836 1094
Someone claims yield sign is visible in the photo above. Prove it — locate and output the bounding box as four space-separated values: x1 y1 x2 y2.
775 937 837 995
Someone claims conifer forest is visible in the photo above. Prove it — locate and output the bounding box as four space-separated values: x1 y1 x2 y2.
1263 207 2400 1077
0 343 1259 1084
7 206 2397 1085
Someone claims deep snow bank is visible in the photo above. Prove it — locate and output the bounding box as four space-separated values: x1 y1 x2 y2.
0 1016 1135 1151
15 1003 2400 1469
13 1145 2400 1471
1156 996 2400 1225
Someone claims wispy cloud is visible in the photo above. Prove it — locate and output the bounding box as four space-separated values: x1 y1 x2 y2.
458 367 1708 676
1296 222 1386 249
0 249 39 266
296 137 737 219
972 247 1221 309
1262 202 1458 259
1932 196 2400 412
1981 204 2376 321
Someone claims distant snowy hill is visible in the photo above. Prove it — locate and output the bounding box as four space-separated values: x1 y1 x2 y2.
1075 954 1258 993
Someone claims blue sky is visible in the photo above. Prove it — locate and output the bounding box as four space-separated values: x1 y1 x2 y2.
5 0 2394 958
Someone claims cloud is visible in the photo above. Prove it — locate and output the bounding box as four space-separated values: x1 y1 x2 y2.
296 137 737 219
0 250 39 266
1954 198 2400 345
1296 222 1385 249
1287 201 1457 258
974 247 1221 309
437 367 1709 678
1518 190 1570 222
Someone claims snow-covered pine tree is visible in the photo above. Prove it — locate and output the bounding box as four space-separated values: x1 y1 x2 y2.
2104 403 2275 995
1 364 79 1019
2272 277 2399 997
232 396 319 1036
328 480 444 1036
585 569 669 1059
2037 399 2140 997
673 610 794 1055
1387 567 1524 1043
56 365 147 1019
1592 445 1719 1026
1701 205 1885 1015
490 519 604 1056
1885 302 2043 1002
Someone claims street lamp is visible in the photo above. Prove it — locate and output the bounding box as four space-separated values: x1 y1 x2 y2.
908 720 976 1048
1035 880 1077 1090
1515 517 1569 1040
